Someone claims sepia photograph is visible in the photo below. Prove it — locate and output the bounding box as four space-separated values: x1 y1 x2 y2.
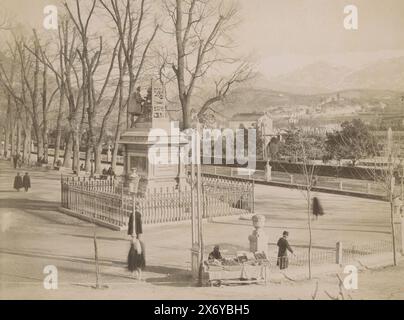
0 0 403 304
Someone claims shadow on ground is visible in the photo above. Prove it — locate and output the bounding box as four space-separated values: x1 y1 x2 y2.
0 198 58 210
145 265 194 287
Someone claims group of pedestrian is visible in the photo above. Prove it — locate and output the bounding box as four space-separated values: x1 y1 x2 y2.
13 172 31 192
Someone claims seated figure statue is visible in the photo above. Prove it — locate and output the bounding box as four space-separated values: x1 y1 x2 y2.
128 86 145 127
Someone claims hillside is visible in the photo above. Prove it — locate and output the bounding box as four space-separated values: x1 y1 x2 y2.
213 87 403 129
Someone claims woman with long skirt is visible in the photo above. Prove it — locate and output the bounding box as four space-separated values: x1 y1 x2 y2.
127 236 145 280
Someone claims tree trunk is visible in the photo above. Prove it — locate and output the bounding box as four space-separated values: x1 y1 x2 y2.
3 124 10 158
390 202 397 266
182 102 191 129
85 145 91 172
63 132 73 168
16 121 22 157
54 130 62 166
307 189 312 279
35 130 44 163
3 94 13 158
111 142 119 172
25 118 32 164
73 130 80 173
94 143 103 174
10 121 17 157
53 89 65 167
42 65 49 164
43 128 49 164
22 130 28 164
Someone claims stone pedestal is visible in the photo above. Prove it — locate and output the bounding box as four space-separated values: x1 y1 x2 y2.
119 121 188 194
119 80 189 194
248 215 268 255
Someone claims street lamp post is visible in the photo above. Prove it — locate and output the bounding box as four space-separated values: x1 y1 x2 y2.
400 161 403 201
196 122 204 285
190 121 204 282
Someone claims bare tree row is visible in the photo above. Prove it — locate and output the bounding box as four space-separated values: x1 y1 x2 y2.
0 0 252 174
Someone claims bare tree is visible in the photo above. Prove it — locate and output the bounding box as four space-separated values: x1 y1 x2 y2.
99 0 159 171
357 131 401 266
162 0 245 129
0 35 46 163
277 128 324 279
327 125 400 266
0 45 17 159
196 61 253 120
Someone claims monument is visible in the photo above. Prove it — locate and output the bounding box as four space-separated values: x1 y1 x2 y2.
119 80 188 194
248 214 268 256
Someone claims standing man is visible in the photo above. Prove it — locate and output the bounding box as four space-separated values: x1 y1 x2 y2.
23 172 31 192
277 231 295 270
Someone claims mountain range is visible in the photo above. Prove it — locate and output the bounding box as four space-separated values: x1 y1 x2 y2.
262 57 404 95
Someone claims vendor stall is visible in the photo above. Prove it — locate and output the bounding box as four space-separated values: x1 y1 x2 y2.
203 251 270 286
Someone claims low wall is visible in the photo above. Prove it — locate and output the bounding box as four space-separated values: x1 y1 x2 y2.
206 158 396 181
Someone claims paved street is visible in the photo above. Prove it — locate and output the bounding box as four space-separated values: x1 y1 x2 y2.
0 159 402 299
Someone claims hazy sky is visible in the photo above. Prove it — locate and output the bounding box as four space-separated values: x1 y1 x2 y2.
2 0 404 77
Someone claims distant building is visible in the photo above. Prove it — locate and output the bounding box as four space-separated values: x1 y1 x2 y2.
229 112 273 134
229 112 276 159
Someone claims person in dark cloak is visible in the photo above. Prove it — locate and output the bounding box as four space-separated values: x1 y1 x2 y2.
13 154 18 169
23 172 31 192
277 231 294 270
312 197 324 220
127 202 145 278
128 204 143 238
13 173 23 191
127 235 145 280
208 245 222 261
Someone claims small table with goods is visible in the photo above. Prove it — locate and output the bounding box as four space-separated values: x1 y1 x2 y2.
203 251 270 286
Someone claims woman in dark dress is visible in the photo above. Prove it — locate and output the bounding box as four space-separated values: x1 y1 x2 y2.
127 236 145 280
13 173 23 191
312 197 324 220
